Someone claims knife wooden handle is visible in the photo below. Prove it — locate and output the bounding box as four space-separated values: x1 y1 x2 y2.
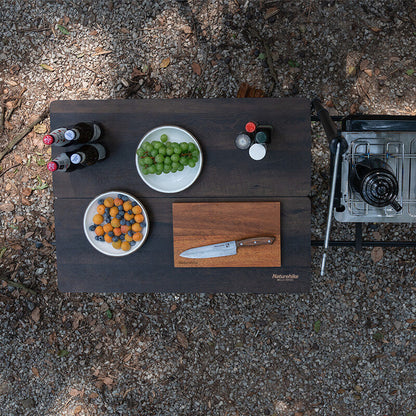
236 237 275 247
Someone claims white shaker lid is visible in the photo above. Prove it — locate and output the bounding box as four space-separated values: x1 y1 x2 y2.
249 143 266 160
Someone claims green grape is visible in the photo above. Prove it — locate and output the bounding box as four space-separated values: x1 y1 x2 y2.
142 167 149 175
188 160 196 168
177 164 184 171
188 143 196 151
144 156 153 165
163 166 170 174
171 154 179 162
153 141 162 149
180 142 189 152
158 145 167 155
173 146 181 154
138 157 146 166
192 150 199 158
166 147 174 156
156 163 163 172
137 148 145 156
171 167 178 173
156 170 162 175
151 149 158 157
155 154 164 163
160 134 168 142
192 156 199 164
179 156 187 165
171 161 179 170
164 156 172 165
148 165 156 174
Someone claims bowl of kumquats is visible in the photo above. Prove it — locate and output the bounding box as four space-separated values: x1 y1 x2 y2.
83 191 149 256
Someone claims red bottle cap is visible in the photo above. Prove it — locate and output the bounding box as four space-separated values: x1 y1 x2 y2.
245 121 257 133
43 134 54 145
47 161 58 172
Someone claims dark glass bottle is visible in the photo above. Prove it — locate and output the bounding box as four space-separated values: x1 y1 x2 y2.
47 150 81 172
43 128 69 146
64 122 102 144
69 143 107 167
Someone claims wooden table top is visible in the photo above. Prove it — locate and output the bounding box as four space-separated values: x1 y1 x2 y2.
51 98 312 293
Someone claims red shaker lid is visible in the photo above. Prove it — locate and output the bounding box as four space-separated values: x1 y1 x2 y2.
245 121 257 133
43 135 54 145
47 161 58 172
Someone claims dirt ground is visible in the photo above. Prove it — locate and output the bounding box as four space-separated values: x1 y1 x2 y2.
1 1 416 415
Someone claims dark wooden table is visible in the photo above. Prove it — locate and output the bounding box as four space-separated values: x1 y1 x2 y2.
51 98 311 293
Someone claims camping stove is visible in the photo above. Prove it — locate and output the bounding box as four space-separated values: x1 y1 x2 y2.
312 99 416 275
335 130 416 223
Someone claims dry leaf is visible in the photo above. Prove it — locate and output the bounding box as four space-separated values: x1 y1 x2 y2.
33 123 48 134
371 247 383 263
89 30 98 36
170 303 177 312
364 69 373 77
92 47 112 56
154 84 161 92
63 16 70 25
74 405 82 415
123 353 132 362
31 367 39 377
181 24 192 34
409 355 416 363
69 388 81 397
89 392 99 399
102 377 113 386
347 66 356 76
15 216 25 223
265 6 279 20
31 307 40 323
40 64 54 72
21 197 32 206
176 331 188 349
0 203 15 212
370 27 381 32
160 57 171 68
120 27 129 34
24 231 34 238
131 66 145 78
22 187 32 197
48 331 57 345
360 59 370 71
191 62 202 76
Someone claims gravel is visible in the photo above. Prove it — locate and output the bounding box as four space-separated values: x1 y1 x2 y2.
1 0 416 415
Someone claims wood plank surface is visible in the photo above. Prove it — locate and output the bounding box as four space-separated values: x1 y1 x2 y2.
54 197 310 293
50 98 311 199
172 202 281 267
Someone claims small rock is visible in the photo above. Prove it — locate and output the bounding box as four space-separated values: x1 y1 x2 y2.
21 397 35 409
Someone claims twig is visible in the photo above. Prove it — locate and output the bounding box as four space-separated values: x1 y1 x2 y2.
246 27 279 94
0 105 4 135
0 276 37 295
0 106 49 163
5 88 27 122
0 163 21 178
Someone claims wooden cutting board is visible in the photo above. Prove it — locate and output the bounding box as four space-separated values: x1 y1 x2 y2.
173 202 281 268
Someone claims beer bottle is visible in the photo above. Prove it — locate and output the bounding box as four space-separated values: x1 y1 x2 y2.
47 150 81 172
64 122 102 144
43 128 69 146
69 143 107 167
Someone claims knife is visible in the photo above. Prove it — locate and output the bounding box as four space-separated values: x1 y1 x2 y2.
179 237 275 259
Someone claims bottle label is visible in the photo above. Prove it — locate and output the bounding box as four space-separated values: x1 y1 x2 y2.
51 128 69 145
89 143 106 160
91 124 101 142
53 153 71 171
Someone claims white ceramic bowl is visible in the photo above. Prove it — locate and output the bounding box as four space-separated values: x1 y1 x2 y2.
135 125 203 193
83 191 149 256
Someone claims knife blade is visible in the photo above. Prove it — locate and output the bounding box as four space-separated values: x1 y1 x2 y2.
179 237 275 259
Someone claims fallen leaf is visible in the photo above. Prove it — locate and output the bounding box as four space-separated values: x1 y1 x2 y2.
63 16 70 25
191 62 202 76
57 24 69 35
160 57 171 69
181 24 192 34
409 354 416 363
24 231 34 238
89 30 98 36
176 331 188 348
120 27 129 34
74 405 82 415
170 303 177 312
40 64 54 72
371 247 383 263
33 123 47 134
69 388 81 397
15 215 25 223
0 203 15 212
154 84 161 92
364 69 373 77
92 47 112 56
360 59 370 71
314 320 321 333
21 197 32 206
102 377 113 386
31 307 40 323
48 331 57 345
89 392 99 399
347 65 356 76
131 66 145 78
31 367 39 377
265 6 279 20
370 27 381 32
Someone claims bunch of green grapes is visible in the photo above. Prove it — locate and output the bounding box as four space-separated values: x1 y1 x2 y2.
136 134 200 175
